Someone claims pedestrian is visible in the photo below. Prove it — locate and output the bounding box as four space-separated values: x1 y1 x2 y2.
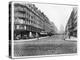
36 33 39 40
69 33 70 39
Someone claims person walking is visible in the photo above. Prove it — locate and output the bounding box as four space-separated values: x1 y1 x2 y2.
68 33 70 39
36 33 39 40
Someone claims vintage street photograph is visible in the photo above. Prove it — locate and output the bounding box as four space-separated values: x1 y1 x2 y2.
9 1 77 58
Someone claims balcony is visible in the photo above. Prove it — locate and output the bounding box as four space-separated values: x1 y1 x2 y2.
14 12 25 18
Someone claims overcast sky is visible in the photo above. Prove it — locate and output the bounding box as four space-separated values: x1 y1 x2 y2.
33 3 74 31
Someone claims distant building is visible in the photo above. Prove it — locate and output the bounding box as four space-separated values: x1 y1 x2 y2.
59 25 65 34
14 3 56 40
65 7 77 38
50 22 58 34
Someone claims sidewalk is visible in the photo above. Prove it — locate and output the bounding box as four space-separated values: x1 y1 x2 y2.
65 36 77 41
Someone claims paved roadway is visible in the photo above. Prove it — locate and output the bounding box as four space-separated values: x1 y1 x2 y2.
14 35 77 57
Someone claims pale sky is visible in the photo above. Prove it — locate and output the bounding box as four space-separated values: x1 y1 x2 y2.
33 3 74 31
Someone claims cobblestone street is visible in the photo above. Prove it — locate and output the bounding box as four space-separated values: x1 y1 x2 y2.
14 35 77 56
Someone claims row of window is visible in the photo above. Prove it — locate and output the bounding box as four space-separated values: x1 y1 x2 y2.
14 24 26 30
14 18 43 29
14 12 25 18
14 6 24 12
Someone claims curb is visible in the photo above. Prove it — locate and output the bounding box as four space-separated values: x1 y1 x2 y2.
14 36 49 42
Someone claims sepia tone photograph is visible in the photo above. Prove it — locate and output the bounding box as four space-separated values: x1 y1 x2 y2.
9 1 77 58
